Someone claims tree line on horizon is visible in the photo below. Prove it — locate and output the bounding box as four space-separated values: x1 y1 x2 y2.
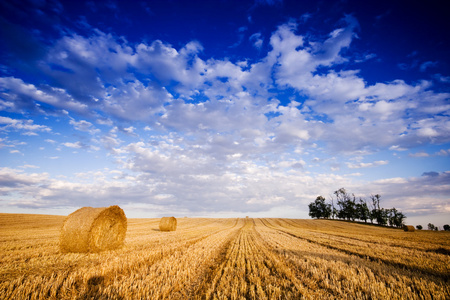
308 188 406 228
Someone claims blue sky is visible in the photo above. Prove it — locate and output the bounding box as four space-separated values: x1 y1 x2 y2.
0 0 449 227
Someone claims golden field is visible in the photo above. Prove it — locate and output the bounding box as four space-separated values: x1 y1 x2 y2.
0 213 449 299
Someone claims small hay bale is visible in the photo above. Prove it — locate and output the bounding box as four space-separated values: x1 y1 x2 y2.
60 205 127 253
403 225 415 232
159 216 177 231
246 216 249 218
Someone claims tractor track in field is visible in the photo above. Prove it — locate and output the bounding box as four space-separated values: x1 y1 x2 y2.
259 218 450 281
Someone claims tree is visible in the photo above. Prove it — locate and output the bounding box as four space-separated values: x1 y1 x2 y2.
334 188 356 221
356 198 370 223
308 196 332 219
388 208 406 228
330 195 337 219
376 208 388 226
308 189 406 228
388 208 397 227
416 225 423 230
394 211 405 228
370 194 382 225
444 224 450 231
428 223 435 230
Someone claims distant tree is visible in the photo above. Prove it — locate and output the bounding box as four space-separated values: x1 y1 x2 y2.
395 211 406 228
371 194 381 210
388 208 396 227
356 198 370 223
334 188 356 221
332 206 338 220
428 223 436 230
308 196 332 219
377 208 389 226
330 195 337 219
370 194 384 225
444 224 450 231
308 189 406 228
416 225 423 230
388 208 406 228
367 200 375 224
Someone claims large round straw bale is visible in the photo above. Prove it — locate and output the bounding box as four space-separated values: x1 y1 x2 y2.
159 216 177 231
403 225 415 232
60 205 127 253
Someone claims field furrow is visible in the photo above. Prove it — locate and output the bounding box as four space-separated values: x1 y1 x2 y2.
0 214 449 299
197 218 327 300
0 216 239 299
257 218 449 299
284 219 450 253
262 218 450 280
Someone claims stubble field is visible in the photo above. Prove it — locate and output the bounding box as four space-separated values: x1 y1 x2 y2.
0 213 449 299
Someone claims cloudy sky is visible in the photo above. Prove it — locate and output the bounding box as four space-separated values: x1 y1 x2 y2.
0 0 449 226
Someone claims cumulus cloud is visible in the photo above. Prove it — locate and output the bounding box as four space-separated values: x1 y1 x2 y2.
409 152 429 157
69 118 100 134
1 14 449 219
250 33 264 49
368 171 450 216
346 160 389 169
2 17 446 156
62 141 83 149
0 77 89 115
0 116 51 134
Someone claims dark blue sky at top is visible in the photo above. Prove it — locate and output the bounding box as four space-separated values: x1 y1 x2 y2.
1 0 449 90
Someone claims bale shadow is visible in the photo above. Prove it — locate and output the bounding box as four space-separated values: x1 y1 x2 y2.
76 275 125 300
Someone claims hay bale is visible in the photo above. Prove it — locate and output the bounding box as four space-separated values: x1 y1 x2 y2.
60 205 127 253
159 216 177 231
403 225 415 232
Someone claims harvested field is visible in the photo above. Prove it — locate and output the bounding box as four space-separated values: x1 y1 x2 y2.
0 214 449 299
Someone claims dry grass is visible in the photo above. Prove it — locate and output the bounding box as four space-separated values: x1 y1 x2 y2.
0 213 449 299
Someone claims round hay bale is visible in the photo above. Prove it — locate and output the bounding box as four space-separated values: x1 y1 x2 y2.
403 225 415 232
60 205 127 253
159 216 177 231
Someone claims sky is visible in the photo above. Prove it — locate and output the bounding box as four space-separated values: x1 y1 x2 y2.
0 0 449 227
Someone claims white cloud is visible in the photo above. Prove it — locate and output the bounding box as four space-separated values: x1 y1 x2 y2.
0 16 447 159
123 126 135 134
0 77 89 115
250 33 264 49
389 145 407 151
435 149 449 156
69 118 100 134
409 152 429 158
19 165 40 169
0 116 51 134
346 160 389 169
62 141 83 149
103 80 172 121
1 15 449 221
